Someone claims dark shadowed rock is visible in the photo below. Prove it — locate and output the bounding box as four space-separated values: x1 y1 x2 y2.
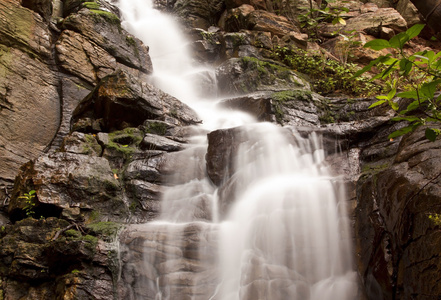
72 70 200 131
206 126 249 185
172 0 225 30
9 152 127 223
355 126 441 299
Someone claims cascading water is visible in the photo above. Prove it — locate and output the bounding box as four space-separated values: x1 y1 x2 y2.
115 0 358 299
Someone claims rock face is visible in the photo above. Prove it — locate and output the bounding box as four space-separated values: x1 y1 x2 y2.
0 0 60 188
356 126 441 299
1 0 441 299
0 0 153 192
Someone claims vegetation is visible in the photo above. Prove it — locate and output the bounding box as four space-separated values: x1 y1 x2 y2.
273 46 380 96
354 24 441 141
298 0 350 41
18 190 36 218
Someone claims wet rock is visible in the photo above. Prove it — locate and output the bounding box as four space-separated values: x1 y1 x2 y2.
72 70 200 131
140 133 184 152
355 126 441 299
9 152 127 223
21 0 53 21
62 8 152 74
216 57 310 96
0 46 59 188
0 0 52 58
49 77 94 150
206 126 249 185
60 132 102 156
219 92 275 122
172 0 225 30
56 30 117 84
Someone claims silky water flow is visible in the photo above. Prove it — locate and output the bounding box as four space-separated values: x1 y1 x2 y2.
115 0 358 299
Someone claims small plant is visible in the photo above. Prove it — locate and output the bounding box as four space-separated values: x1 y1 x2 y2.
334 30 362 65
273 46 380 96
429 213 441 226
298 0 350 41
18 190 36 218
354 24 441 141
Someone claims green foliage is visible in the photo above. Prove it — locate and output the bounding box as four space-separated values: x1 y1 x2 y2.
82 1 100 10
90 9 121 25
429 213 441 226
86 222 122 242
18 190 36 218
298 0 350 41
273 47 380 95
355 24 441 141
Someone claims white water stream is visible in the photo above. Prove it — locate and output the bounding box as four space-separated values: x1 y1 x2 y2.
116 0 358 299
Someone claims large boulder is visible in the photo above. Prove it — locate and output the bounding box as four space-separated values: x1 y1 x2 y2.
216 56 310 96
62 8 153 74
322 7 407 36
72 70 200 132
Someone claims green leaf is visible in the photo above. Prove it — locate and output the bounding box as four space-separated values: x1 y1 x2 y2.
364 39 391 51
29 190 36 195
425 127 439 142
397 90 419 99
368 99 387 108
399 58 413 76
352 55 391 78
387 88 397 101
391 116 421 122
401 100 421 113
420 79 441 100
380 60 399 79
388 124 420 139
389 32 410 49
406 24 425 40
390 101 399 111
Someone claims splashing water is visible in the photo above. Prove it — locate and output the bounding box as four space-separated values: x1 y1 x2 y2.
115 0 358 299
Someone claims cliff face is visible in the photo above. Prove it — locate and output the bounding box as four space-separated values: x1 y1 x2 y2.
0 0 440 299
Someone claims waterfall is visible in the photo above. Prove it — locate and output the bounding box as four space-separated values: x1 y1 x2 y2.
115 0 358 299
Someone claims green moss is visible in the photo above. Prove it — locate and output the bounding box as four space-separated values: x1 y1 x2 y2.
65 229 82 238
82 1 100 9
71 269 81 274
129 201 138 213
89 210 100 222
361 163 390 175
126 36 136 47
272 47 382 96
273 102 285 125
87 222 122 242
144 122 168 136
90 9 121 25
107 127 143 157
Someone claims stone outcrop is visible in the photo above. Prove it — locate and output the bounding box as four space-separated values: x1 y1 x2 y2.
0 0 60 187
0 0 152 193
1 0 441 298
356 126 441 299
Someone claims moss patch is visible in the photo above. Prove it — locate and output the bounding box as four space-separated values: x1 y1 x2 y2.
89 9 121 25
86 222 122 242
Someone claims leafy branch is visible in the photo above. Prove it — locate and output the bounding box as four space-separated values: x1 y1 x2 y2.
354 24 441 141
18 190 36 218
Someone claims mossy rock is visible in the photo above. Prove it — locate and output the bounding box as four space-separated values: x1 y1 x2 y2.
86 222 123 242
